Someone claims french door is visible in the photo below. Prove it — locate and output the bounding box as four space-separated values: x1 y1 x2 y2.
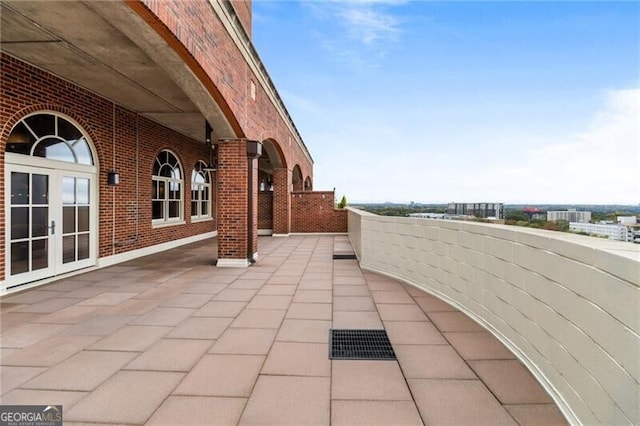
5 159 97 289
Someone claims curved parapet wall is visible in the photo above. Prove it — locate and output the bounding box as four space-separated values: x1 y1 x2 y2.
348 208 639 425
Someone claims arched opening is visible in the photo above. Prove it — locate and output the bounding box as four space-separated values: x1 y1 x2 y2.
292 165 303 192
257 139 289 235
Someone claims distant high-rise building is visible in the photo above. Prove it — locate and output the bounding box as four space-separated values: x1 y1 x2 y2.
547 209 591 223
447 203 504 219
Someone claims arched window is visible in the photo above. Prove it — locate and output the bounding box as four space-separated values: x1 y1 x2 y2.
191 161 212 220
7 113 94 165
152 150 183 224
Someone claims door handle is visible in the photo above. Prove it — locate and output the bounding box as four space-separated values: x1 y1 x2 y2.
49 220 56 235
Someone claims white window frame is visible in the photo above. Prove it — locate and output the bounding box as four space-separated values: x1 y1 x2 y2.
191 161 212 221
152 150 184 227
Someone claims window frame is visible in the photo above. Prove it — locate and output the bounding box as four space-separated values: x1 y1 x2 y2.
152 150 184 227
191 160 212 221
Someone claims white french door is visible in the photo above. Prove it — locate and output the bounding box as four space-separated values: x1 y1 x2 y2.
5 157 97 289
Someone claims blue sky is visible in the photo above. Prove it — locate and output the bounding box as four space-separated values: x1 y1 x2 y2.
252 1 639 204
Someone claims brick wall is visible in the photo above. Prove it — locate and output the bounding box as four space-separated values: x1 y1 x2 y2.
291 191 347 233
258 191 273 230
230 0 252 38
136 0 313 181
0 54 215 281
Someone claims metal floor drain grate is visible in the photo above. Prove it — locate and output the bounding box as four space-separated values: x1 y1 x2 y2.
333 254 357 260
329 329 396 360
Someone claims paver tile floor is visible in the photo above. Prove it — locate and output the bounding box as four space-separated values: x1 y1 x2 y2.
1 235 568 425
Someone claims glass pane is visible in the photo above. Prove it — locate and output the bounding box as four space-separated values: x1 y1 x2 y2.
168 201 179 218
11 207 29 240
11 172 29 204
33 137 75 162
32 174 48 205
191 201 197 217
78 206 89 232
159 164 173 178
169 182 180 198
72 139 93 165
77 234 89 260
57 117 82 141
63 206 76 234
76 178 89 204
32 207 48 237
158 181 165 198
191 189 198 202
7 122 36 155
62 177 75 204
171 167 181 180
25 114 55 138
152 180 159 199
193 171 205 184
201 202 208 216
11 241 29 275
32 239 48 271
63 235 75 263
152 201 163 220
153 158 161 176
203 187 209 201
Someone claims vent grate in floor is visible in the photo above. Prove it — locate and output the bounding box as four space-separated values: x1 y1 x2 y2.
329 329 396 360
333 254 357 260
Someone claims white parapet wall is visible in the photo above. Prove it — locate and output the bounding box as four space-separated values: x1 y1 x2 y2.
347 208 639 425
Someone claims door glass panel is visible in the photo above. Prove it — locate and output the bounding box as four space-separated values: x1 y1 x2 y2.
11 172 29 204
58 117 82 141
32 174 48 204
32 239 48 271
11 241 29 275
63 235 75 263
11 207 29 239
33 137 75 162
72 139 93 165
6 122 36 155
25 114 55 137
62 177 75 204
63 206 76 234
78 207 89 232
32 207 48 238
77 234 90 260
76 178 89 204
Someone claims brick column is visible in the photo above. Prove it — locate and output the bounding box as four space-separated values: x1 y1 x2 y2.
272 168 291 236
216 139 259 267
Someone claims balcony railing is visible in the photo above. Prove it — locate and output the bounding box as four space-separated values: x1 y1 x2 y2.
347 208 639 425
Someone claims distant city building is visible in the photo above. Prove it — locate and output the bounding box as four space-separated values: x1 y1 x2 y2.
617 216 638 225
547 209 591 223
447 203 504 219
407 213 446 219
570 222 637 242
523 207 546 220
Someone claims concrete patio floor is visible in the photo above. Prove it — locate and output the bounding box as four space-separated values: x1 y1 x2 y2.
0 235 567 425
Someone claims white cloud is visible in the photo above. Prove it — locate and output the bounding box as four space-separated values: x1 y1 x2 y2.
303 0 405 69
511 87 640 203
